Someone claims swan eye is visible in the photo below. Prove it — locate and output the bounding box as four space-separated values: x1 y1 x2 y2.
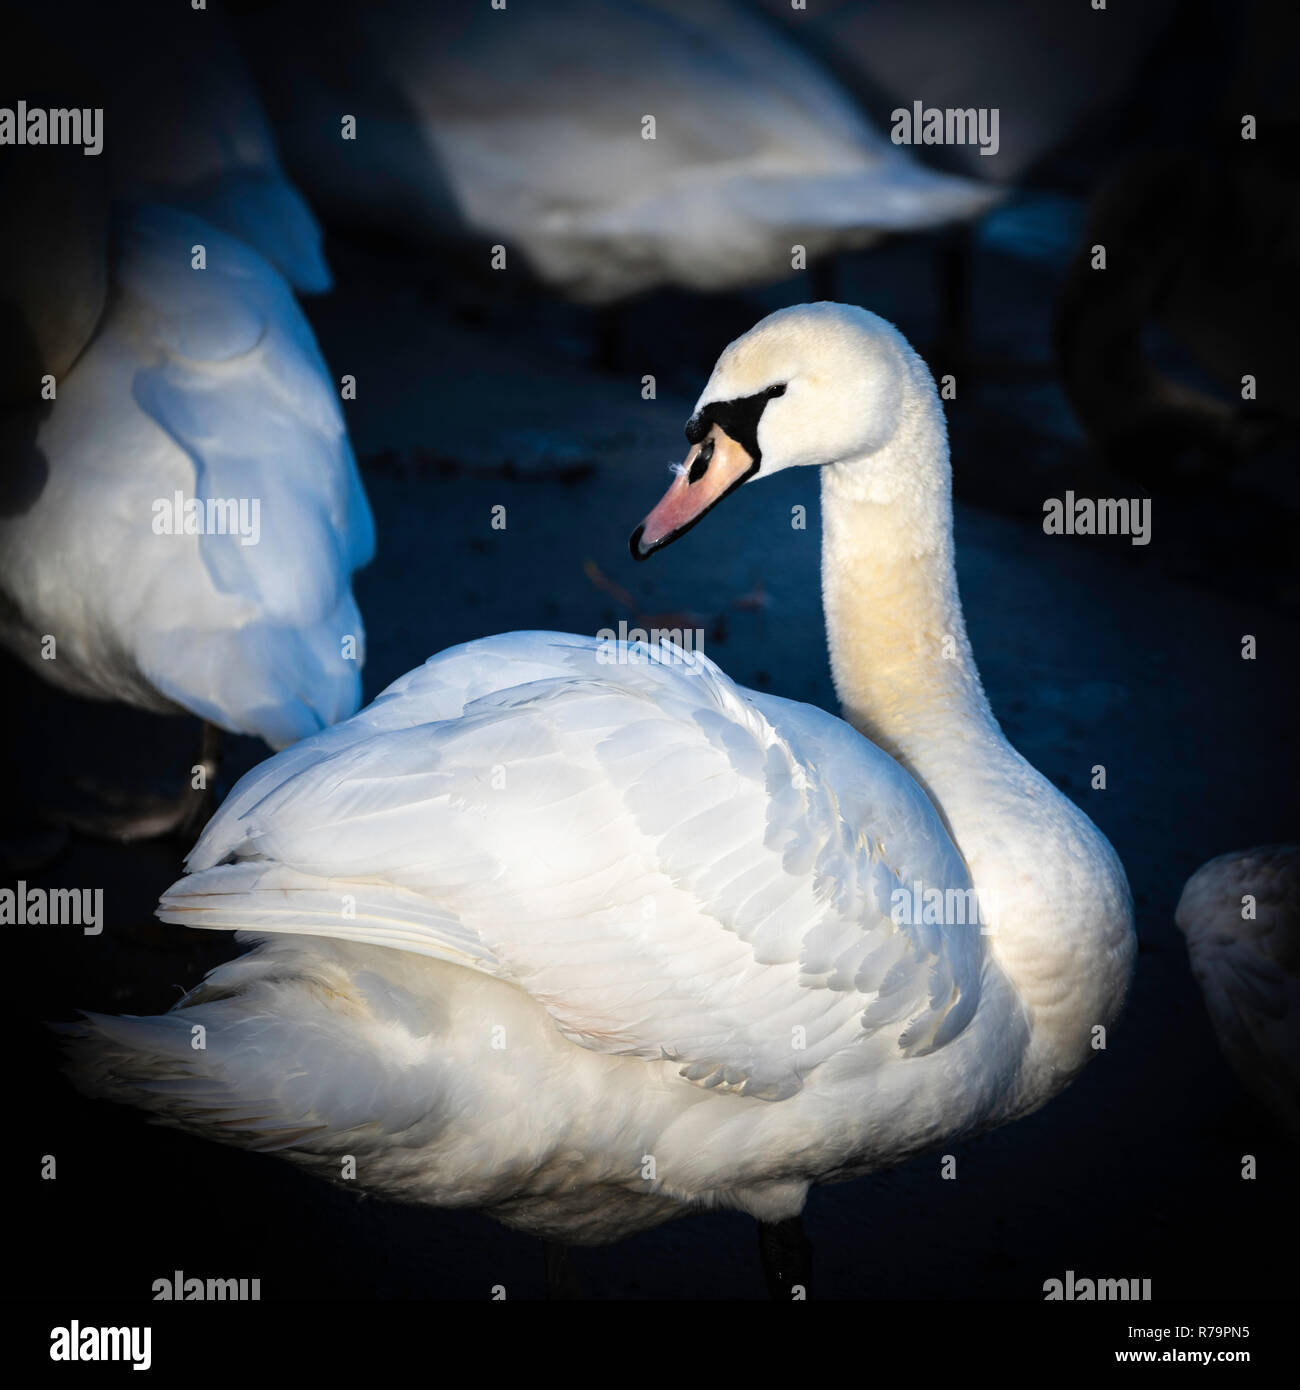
689 438 715 482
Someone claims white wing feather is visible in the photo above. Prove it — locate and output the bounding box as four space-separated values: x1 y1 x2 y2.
0 203 371 747
123 205 372 744
165 633 982 1099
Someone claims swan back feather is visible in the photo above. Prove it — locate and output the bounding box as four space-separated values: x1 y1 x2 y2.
164 632 982 1101
0 205 372 746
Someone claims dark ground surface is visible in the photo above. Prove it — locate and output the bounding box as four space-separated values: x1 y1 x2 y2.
3 204 1298 1301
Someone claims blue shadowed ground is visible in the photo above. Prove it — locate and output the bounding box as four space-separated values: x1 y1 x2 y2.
3 200 1296 1301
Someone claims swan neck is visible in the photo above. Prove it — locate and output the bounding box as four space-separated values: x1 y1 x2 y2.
819 381 998 785
818 367 1136 1106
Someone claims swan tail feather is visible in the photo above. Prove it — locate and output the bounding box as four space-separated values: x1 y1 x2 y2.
57 941 448 1153
56 1009 330 1153
156 861 499 973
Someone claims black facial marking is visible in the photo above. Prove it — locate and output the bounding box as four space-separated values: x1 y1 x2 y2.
685 382 786 467
631 383 786 562
688 437 714 483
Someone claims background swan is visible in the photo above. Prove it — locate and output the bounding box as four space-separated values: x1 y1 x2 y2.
67 305 1134 1292
0 203 373 837
1177 846 1299 1141
251 0 998 302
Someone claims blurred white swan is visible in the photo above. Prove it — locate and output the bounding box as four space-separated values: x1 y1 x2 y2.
0 204 373 833
257 0 998 301
1177 846 1300 1140
69 305 1133 1291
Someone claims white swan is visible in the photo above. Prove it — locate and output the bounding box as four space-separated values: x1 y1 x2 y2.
256 0 998 302
0 204 373 825
69 305 1133 1289
1177 846 1300 1141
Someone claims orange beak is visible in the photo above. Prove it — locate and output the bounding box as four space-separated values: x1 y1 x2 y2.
630 425 757 561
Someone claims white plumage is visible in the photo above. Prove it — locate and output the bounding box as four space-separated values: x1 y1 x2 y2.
164 633 980 1097
1177 846 1300 1140
0 205 373 748
263 0 999 302
71 305 1134 1247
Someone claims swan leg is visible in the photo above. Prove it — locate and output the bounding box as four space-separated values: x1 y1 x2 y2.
542 1241 584 1300
50 720 223 845
756 1216 812 1300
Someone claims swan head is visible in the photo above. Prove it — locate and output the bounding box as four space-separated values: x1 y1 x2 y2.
631 302 922 559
